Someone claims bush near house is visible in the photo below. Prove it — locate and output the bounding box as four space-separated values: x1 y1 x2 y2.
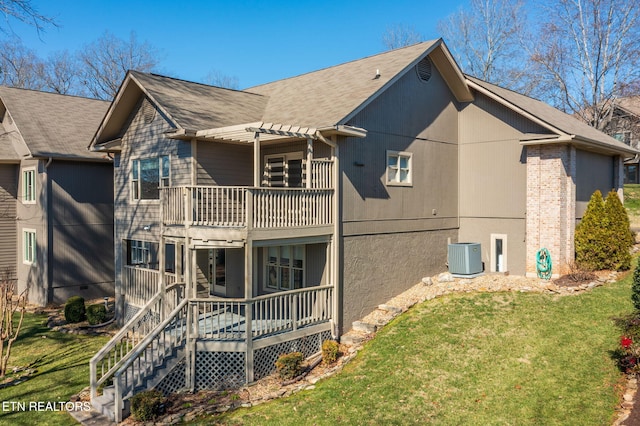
275 352 304 380
575 190 633 271
86 304 106 325
63 296 86 323
321 340 340 365
130 390 165 421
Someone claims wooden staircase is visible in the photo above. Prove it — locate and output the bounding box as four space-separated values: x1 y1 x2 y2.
92 343 185 421
90 290 187 422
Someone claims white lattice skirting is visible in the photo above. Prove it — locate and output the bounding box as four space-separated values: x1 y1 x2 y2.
154 330 332 394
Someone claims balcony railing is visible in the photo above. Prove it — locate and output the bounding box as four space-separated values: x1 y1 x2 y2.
162 159 333 230
190 285 333 340
162 186 333 229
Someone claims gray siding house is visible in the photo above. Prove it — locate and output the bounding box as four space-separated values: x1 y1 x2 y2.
0 87 114 305
88 40 635 421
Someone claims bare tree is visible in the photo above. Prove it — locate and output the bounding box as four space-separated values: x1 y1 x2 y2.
528 0 640 129
381 24 424 50
78 31 160 100
0 269 25 378
0 0 56 35
437 0 528 90
39 50 82 95
0 36 44 89
202 69 239 90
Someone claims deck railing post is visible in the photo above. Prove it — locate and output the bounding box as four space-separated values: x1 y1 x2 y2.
183 186 190 227
245 300 254 384
291 294 298 331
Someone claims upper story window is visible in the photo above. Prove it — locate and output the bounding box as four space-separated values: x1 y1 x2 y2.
614 131 631 145
386 150 412 186
263 153 305 188
22 168 36 204
132 155 170 200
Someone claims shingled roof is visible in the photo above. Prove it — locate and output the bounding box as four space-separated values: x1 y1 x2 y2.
93 39 475 147
246 40 448 128
466 76 638 156
129 72 267 130
0 86 109 161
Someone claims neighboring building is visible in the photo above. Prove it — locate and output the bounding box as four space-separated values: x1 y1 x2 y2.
598 96 640 183
88 39 636 421
0 87 114 305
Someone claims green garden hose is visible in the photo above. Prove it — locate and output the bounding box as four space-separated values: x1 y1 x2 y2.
536 248 552 280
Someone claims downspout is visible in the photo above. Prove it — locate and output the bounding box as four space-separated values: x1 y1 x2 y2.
331 136 341 339
43 158 52 304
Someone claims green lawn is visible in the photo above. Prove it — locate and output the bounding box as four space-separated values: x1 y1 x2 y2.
196 274 633 425
0 313 109 426
625 184 640 228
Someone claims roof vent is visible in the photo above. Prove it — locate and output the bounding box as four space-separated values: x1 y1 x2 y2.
141 98 156 124
416 57 432 83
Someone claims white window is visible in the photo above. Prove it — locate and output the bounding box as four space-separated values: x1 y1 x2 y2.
23 229 36 265
132 155 170 200
22 168 36 203
266 245 304 291
129 240 151 266
263 153 305 188
386 151 412 186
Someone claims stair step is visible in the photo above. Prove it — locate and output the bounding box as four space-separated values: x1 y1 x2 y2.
91 394 115 422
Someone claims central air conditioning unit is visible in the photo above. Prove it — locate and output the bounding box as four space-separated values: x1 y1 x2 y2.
448 243 483 275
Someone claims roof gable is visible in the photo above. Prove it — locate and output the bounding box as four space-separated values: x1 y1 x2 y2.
0 86 109 160
92 71 268 146
466 76 637 156
247 39 472 128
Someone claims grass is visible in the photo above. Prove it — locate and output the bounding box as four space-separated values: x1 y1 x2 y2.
0 312 109 426
193 274 634 425
625 184 640 228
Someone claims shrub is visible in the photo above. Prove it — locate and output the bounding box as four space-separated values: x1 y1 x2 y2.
86 304 107 325
603 190 633 270
63 296 86 323
275 352 304 380
633 263 640 311
575 190 607 270
322 340 340 365
130 390 165 421
575 190 634 271
565 261 596 283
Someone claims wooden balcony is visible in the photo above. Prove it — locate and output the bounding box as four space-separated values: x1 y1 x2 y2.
161 186 333 240
161 158 333 236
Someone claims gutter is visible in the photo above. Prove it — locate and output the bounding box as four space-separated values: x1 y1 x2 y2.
317 124 368 139
520 134 638 156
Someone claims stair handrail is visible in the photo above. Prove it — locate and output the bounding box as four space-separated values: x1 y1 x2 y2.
113 298 189 422
90 291 164 399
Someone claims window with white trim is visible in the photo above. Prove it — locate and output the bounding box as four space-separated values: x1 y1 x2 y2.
386 150 412 186
266 245 304 291
22 168 36 203
125 239 159 269
23 229 36 264
132 155 170 200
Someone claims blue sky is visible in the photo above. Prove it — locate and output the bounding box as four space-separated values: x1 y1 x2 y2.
10 0 468 88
